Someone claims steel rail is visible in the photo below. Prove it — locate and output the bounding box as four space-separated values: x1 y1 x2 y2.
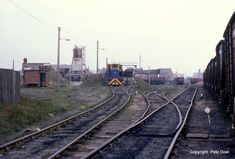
134 91 152 123
0 87 117 152
135 91 169 123
164 87 198 159
82 86 191 159
48 85 132 159
162 93 183 133
159 87 191 133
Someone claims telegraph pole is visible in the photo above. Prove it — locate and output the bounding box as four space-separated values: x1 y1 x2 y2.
56 27 70 87
96 40 99 74
139 55 141 68
57 27 61 73
106 57 108 66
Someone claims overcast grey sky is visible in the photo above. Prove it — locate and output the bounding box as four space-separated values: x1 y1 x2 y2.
1 0 235 75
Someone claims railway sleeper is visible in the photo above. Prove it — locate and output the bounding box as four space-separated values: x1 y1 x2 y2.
73 151 92 158
85 139 107 145
3 146 10 152
136 132 173 137
66 144 81 151
47 134 78 138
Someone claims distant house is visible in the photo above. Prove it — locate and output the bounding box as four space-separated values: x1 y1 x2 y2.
22 58 50 87
158 68 173 81
136 68 173 81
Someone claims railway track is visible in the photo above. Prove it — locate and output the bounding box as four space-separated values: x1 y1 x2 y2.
82 86 197 159
47 84 177 158
143 92 168 117
164 87 197 159
151 84 187 100
47 87 148 158
168 87 235 159
143 83 187 117
0 86 130 159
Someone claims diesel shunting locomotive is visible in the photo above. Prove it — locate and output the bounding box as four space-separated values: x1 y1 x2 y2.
105 64 124 86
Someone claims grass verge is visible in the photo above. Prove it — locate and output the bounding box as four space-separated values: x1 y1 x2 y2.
0 75 110 138
133 77 151 93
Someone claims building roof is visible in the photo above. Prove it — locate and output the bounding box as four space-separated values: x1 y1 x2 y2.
159 68 173 74
23 63 50 71
138 68 173 74
50 64 71 70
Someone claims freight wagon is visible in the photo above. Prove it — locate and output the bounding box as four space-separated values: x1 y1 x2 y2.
189 77 203 84
203 11 235 115
123 68 134 78
174 77 184 85
142 76 165 84
150 76 165 84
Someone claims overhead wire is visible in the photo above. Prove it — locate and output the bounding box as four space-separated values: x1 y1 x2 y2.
8 0 56 29
8 0 84 45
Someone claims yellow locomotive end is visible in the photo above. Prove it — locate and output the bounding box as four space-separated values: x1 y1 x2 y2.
108 78 123 86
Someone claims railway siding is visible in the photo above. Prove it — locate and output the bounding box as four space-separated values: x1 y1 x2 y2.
169 87 235 159
56 93 148 158
83 87 196 159
0 87 130 159
144 92 168 117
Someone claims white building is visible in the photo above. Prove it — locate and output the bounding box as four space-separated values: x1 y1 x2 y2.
71 45 86 72
70 45 87 81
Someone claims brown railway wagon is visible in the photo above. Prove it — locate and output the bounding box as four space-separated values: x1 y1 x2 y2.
142 75 165 84
189 77 202 84
174 77 184 85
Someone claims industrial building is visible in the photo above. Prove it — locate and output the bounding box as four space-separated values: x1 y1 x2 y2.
22 58 50 87
51 45 88 83
70 45 87 81
135 68 173 82
50 64 71 79
156 68 174 81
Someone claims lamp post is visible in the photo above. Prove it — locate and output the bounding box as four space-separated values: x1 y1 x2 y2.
96 40 105 74
57 27 70 87
57 27 61 73
57 27 70 72
139 55 143 68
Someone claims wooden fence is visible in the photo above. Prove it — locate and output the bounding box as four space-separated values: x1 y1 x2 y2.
0 69 20 105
